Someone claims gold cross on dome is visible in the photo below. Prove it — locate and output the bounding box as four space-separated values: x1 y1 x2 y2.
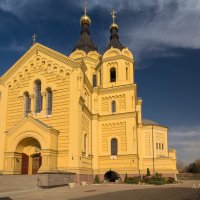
84 0 87 15
32 34 38 45
111 10 117 23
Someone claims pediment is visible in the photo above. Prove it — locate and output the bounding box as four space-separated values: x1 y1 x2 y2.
6 115 59 136
1 43 80 86
103 47 134 60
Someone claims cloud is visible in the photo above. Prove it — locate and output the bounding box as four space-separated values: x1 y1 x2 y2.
169 126 200 164
86 0 200 65
0 0 27 16
1 0 200 66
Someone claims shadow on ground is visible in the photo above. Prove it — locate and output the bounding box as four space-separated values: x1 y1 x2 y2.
0 198 12 200
69 188 200 200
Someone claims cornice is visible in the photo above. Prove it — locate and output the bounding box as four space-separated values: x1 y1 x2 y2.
1 43 79 83
79 60 87 72
142 124 168 129
98 112 136 121
95 57 103 71
102 55 134 64
84 75 93 93
6 115 59 136
97 84 136 95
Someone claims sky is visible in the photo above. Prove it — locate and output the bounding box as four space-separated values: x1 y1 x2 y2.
0 0 199 165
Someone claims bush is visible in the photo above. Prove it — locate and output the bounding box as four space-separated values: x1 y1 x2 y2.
148 173 167 185
166 177 175 184
125 176 140 184
94 175 100 184
147 168 151 176
124 173 128 183
142 175 151 183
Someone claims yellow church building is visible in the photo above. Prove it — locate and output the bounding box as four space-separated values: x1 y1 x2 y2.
0 6 177 182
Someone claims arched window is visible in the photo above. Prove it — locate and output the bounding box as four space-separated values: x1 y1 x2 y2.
112 101 116 113
35 80 42 113
24 92 31 115
111 138 118 155
162 143 164 150
159 143 161 150
126 67 128 80
110 68 116 82
93 74 97 87
156 143 158 150
84 134 87 153
46 88 52 115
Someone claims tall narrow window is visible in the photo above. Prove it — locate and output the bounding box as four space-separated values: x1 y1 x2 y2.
112 101 116 113
159 143 161 150
111 138 118 155
84 134 87 153
156 143 158 150
93 74 97 87
46 88 52 115
126 67 128 80
24 92 31 115
35 80 42 113
162 143 164 150
110 68 116 82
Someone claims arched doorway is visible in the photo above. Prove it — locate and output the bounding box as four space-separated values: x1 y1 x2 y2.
104 170 120 182
16 137 42 175
32 153 42 174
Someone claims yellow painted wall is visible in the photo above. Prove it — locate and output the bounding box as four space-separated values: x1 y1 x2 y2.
0 43 177 176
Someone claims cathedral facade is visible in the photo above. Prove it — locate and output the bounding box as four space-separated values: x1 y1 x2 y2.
0 8 177 181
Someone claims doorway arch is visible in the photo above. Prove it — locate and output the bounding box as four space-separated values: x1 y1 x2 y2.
16 137 42 175
104 170 120 182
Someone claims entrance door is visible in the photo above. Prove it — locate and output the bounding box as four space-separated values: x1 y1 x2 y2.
104 170 119 182
21 153 29 174
32 154 42 174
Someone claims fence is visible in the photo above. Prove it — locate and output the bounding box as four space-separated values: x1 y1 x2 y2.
177 173 200 180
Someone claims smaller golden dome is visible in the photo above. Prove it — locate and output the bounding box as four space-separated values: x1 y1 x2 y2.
80 15 91 26
110 23 119 30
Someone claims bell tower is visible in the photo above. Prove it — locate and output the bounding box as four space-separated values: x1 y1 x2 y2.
101 10 134 88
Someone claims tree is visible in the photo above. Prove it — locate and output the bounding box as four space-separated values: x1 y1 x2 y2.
185 159 200 173
147 168 151 176
94 175 100 184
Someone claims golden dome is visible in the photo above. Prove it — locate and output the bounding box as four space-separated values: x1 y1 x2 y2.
80 14 91 26
110 23 119 30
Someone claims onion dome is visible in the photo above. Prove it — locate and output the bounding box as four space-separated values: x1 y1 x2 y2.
106 10 125 51
72 1 97 53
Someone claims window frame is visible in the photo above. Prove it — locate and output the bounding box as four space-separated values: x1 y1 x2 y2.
46 88 53 116
110 67 116 83
111 138 118 156
34 80 42 113
93 74 97 87
24 92 31 115
111 100 116 113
